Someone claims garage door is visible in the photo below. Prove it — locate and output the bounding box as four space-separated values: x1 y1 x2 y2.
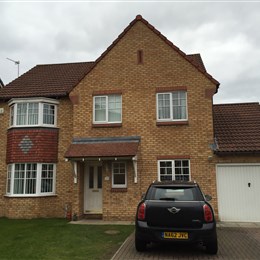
216 164 260 222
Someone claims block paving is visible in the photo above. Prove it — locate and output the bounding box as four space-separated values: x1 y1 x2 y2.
112 225 260 260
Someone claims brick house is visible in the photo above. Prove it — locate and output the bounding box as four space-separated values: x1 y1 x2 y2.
0 15 259 221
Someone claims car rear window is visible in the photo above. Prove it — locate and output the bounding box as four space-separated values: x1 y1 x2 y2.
148 186 203 201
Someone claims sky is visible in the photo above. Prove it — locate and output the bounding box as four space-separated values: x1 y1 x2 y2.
0 1 260 104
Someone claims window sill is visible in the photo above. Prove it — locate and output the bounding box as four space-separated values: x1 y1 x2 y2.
111 188 127 192
92 123 122 128
4 194 57 198
156 121 188 126
8 125 59 130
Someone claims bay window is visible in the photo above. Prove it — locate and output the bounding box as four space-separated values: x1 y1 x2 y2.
9 98 58 127
6 163 56 196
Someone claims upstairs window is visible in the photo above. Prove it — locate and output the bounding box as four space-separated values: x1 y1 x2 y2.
8 98 58 127
93 95 122 124
157 91 187 121
17 103 39 125
43 104 55 125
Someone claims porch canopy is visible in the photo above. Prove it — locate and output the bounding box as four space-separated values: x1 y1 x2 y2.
65 136 140 183
64 136 140 160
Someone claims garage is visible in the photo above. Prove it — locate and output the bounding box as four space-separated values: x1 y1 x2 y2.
216 164 260 222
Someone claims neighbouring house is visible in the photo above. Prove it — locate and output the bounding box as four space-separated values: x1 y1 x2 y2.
213 103 260 222
0 15 259 222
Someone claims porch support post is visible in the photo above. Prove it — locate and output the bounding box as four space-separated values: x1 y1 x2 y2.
132 155 138 183
73 161 78 184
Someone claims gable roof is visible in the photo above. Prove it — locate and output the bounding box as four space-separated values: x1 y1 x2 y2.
186 54 206 73
0 62 95 100
0 15 219 100
93 15 219 88
213 102 260 154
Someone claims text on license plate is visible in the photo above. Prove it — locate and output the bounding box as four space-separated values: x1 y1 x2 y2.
162 232 188 239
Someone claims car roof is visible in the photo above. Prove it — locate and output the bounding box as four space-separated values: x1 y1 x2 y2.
151 180 198 187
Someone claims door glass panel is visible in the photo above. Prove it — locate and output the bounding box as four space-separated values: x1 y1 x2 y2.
98 166 102 189
89 167 94 189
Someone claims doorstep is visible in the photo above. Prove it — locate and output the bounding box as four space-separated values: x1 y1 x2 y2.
69 219 135 225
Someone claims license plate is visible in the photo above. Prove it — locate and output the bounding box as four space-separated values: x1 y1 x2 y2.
162 232 188 239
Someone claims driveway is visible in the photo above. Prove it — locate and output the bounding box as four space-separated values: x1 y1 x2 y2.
112 224 260 259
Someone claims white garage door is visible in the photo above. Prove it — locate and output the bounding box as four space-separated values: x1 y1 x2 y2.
216 164 260 222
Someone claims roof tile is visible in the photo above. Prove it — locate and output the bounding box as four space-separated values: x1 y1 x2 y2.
0 62 95 99
213 103 260 154
186 54 207 73
65 136 140 158
65 142 139 158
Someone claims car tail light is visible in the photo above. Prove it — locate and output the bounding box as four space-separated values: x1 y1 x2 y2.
203 204 213 222
137 203 146 220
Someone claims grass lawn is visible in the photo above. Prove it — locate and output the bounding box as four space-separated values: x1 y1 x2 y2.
0 218 134 260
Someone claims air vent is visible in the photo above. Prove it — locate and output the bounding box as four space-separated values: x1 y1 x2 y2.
137 50 143 64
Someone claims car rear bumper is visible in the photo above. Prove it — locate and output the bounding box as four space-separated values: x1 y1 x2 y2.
135 220 217 244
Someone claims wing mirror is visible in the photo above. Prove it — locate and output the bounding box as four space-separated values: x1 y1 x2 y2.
205 194 212 201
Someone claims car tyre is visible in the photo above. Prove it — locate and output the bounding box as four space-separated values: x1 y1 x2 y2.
135 237 147 252
205 237 218 255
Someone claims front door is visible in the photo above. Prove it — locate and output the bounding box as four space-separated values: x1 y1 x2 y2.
84 165 103 213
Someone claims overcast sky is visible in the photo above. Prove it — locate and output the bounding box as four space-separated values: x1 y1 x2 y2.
0 1 259 104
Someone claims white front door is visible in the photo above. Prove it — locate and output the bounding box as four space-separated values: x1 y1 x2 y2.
84 165 103 213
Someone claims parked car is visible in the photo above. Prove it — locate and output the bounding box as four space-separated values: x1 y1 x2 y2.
135 180 218 254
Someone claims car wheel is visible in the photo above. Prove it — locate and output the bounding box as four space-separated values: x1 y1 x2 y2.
205 237 218 255
135 237 147 252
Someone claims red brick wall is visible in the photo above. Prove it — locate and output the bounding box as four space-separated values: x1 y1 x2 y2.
0 98 75 219
0 103 9 217
6 128 59 163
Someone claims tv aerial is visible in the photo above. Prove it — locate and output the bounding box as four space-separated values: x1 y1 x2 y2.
6 57 20 77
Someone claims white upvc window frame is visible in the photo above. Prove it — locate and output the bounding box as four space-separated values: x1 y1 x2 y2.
157 159 190 181
93 94 122 124
6 165 12 194
156 91 188 122
112 162 127 188
8 98 59 128
42 103 57 126
6 163 56 197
